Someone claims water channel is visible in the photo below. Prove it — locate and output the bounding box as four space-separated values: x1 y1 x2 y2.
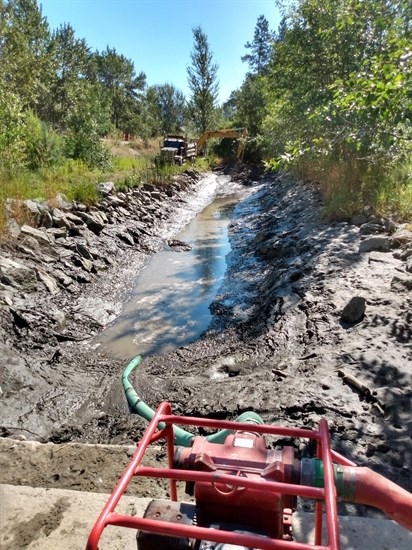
95 177 244 360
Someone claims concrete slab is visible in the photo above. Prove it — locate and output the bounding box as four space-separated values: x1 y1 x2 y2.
1 484 411 549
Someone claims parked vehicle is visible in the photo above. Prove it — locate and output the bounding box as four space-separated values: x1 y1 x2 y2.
157 135 197 166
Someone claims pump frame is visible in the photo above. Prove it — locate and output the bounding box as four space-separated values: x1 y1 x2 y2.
86 401 357 550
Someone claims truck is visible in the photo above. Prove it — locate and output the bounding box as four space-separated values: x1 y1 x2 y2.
157 135 197 166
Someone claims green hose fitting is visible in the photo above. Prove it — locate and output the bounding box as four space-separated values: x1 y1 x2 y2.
122 355 264 447
300 458 356 501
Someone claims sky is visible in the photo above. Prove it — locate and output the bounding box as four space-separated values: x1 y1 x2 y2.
40 0 281 104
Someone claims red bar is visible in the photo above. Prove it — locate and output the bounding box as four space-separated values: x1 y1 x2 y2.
158 414 320 440
135 467 325 501
86 402 172 550
108 513 329 550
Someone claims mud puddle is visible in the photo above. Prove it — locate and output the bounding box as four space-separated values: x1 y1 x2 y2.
93 195 238 359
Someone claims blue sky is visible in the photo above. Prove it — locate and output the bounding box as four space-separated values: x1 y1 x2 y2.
40 0 281 103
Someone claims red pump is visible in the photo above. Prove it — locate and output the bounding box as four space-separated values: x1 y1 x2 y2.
86 402 412 550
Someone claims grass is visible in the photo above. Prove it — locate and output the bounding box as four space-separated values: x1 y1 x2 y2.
290 153 412 222
0 140 213 237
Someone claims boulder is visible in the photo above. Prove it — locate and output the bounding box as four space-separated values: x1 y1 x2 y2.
65 212 84 226
35 268 60 295
359 237 391 253
40 210 53 228
391 228 412 248
55 193 72 211
21 199 43 226
391 276 412 292
51 208 71 229
351 214 368 226
98 182 115 196
341 296 366 323
359 221 385 235
78 211 106 234
0 257 38 292
20 225 51 245
407 256 412 274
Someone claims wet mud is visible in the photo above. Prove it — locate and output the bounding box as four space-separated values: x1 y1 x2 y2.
0 166 411 507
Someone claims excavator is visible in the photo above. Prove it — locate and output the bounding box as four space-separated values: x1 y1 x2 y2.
86 355 412 550
197 127 249 161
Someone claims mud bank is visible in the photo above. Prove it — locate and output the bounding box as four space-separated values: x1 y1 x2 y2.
0 167 411 502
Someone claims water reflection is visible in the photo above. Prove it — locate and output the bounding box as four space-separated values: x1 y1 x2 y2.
95 195 236 359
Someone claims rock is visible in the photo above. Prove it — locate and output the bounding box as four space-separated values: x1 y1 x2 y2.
168 239 192 251
98 182 115 196
391 228 412 248
47 227 67 240
72 255 93 272
359 221 385 235
51 208 71 229
116 230 135 246
391 276 412 292
341 296 366 323
40 210 53 228
359 236 391 253
21 200 42 226
20 224 51 245
65 212 84 226
35 268 60 294
406 256 412 274
351 214 368 226
78 211 106 234
55 193 72 211
53 269 74 287
107 195 126 207
6 218 21 239
75 243 93 260
0 257 38 292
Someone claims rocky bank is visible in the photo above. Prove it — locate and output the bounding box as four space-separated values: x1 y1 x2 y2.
0 167 411 504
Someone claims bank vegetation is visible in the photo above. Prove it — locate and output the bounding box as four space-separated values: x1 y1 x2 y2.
0 0 411 233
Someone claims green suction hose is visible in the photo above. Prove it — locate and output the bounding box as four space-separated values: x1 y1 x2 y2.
122 355 264 447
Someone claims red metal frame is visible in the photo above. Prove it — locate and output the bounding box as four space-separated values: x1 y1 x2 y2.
86 402 355 550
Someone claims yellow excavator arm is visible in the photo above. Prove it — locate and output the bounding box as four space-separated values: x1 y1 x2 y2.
197 128 248 160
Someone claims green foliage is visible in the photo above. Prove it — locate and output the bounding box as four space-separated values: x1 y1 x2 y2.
23 111 63 169
260 0 412 220
0 89 27 171
149 84 187 135
241 14 274 76
89 46 146 135
187 26 219 133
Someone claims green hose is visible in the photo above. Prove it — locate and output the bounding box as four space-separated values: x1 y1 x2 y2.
122 355 264 447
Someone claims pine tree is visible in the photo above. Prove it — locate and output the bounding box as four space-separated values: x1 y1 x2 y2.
241 15 274 76
187 26 219 133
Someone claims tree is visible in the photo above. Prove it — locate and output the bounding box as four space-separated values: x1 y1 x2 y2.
90 47 146 135
0 0 53 110
151 84 187 135
241 15 274 76
41 23 91 129
187 26 219 133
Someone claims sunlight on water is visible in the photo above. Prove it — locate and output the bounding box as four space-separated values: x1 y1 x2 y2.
95 191 237 359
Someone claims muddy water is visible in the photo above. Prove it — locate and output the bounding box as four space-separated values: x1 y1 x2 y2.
94 194 238 359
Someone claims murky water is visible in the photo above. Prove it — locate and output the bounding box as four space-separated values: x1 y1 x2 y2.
95 192 238 359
